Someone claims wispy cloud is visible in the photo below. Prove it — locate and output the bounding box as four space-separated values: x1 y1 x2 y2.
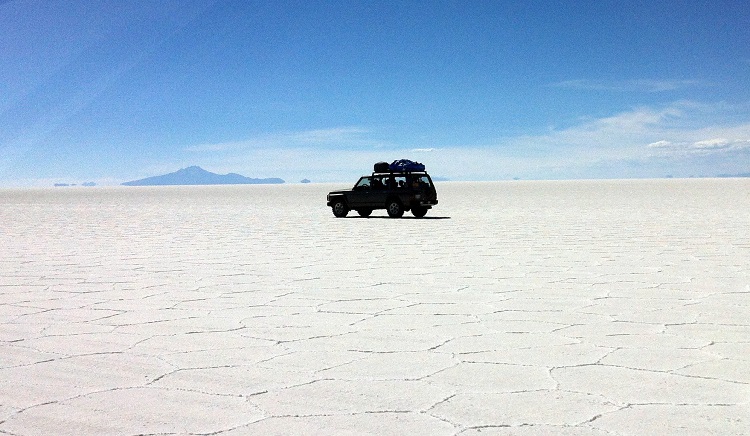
185 127 385 152
503 104 688 156
288 127 370 144
648 137 750 153
181 102 750 181
425 101 750 179
530 102 750 156
693 138 735 149
550 79 706 93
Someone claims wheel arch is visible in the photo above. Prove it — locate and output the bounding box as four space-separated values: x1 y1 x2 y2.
331 195 348 206
385 195 404 208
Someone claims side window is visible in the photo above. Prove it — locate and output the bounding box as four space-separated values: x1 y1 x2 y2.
355 177 371 189
381 176 401 189
409 176 431 189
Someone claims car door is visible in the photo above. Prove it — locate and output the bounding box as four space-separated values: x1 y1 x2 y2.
347 177 372 207
367 175 389 207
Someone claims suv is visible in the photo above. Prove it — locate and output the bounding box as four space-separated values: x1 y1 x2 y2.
327 168 438 218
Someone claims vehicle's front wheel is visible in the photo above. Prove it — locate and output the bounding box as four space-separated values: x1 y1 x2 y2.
411 206 428 218
356 209 372 217
386 200 404 218
332 200 349 217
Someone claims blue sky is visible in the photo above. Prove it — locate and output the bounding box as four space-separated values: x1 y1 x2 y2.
1 0 749 186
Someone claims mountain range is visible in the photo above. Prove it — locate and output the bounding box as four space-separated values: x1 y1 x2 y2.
122 166 284 186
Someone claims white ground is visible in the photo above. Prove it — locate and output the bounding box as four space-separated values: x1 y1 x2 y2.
1 179 749 435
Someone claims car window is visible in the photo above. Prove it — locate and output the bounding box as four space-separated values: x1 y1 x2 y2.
409 175 432 189
389 176 407 188
355 177 371 189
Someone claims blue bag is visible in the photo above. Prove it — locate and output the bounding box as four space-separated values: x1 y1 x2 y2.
389 159 425 172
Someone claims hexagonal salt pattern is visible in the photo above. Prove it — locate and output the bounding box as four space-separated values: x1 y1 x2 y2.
1 180 748 435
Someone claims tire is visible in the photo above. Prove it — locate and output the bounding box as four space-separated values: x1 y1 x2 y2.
386 200 404 218
411 206 428 218
356 209 372 217
332 200 349 217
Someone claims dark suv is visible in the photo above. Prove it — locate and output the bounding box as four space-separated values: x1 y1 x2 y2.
327 170 438 218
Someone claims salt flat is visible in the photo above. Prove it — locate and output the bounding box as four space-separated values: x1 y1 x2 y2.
1 179 749 435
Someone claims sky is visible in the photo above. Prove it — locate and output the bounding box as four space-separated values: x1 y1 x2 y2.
1 0 750 186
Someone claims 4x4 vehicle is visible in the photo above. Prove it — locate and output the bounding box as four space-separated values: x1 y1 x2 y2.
327 162 438 218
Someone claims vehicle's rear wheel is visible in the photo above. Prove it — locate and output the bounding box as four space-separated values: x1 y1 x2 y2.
386 200 404 218
411 206 428 218
332 200 349 217
356 209 372 217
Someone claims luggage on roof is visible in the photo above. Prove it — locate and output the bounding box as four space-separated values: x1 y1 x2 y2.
374 161 390 172
389 159 425 172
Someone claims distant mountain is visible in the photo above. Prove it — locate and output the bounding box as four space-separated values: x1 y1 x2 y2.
122 166 284 186
717 172 750 178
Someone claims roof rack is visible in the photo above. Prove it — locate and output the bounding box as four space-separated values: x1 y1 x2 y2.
372 170 427 175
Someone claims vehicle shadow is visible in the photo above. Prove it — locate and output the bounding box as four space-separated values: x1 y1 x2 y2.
344 215 451 220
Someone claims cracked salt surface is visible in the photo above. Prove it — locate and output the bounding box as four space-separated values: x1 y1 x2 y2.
1 180 748 435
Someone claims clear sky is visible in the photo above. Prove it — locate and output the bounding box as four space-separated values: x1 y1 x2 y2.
2 0 749 186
